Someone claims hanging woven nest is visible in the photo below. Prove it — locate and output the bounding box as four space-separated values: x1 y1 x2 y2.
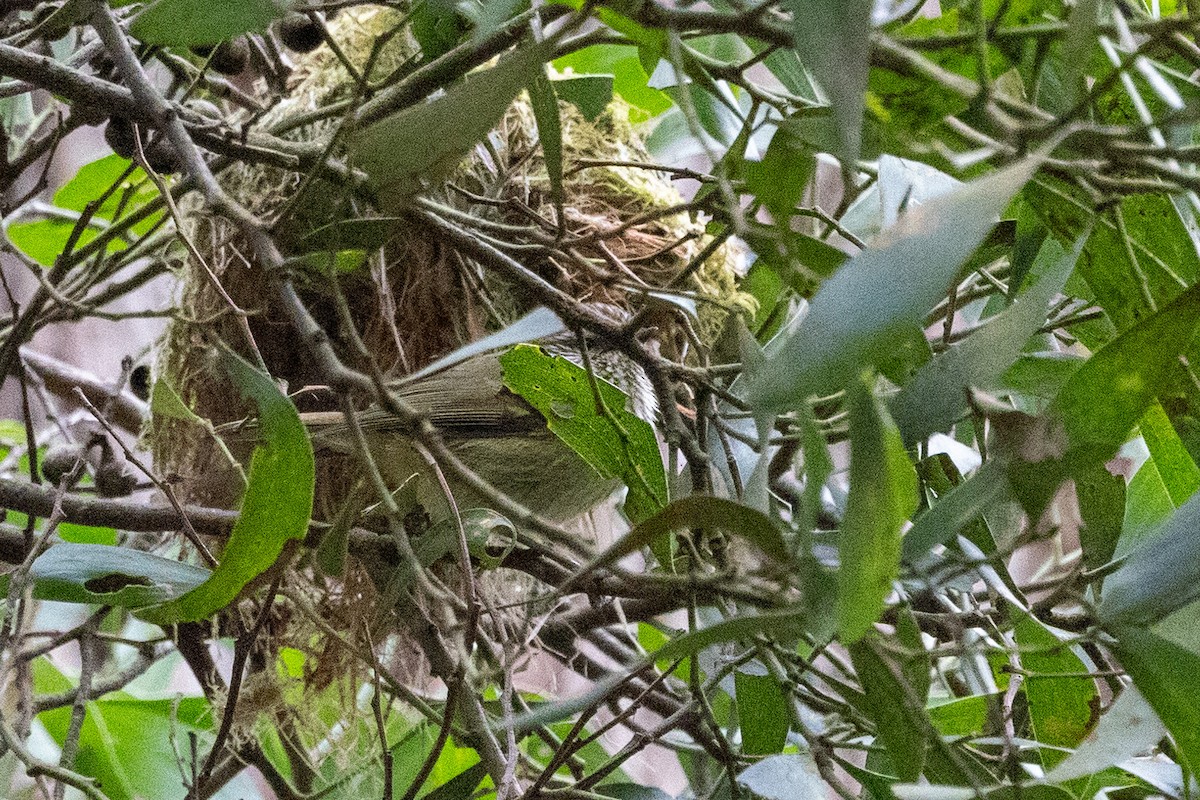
152 5 749 509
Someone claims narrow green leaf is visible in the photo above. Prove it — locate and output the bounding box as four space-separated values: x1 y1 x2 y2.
1110 626 1200 773
749 155 1043 411
839 373 919 643
780 0 872 165
891 234 1083 447
1012 615 1097 767
577 495 788 582
1007 281 1200 514
1099 489 1200 626
350 44 546 206
1139 401 1200 507
735 669 790 755
499 344 666 523
847 637 928 781
132 0 292 45
528 67 565 216
29 543 211 608
138 350 315 624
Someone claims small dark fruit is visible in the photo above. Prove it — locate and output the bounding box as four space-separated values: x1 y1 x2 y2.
42 443 85 485
141 139 182 175
207 36 250 75
104 117 137 159
189 43 215 58
130 364 152 402
95 461 138 497
276 13 324 53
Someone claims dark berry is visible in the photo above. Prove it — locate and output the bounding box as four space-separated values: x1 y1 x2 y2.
207 37 250 75
42 443 84 484
104 117 137 159
95 461 138 497
276 13 324 53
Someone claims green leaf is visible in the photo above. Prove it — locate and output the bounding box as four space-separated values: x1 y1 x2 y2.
1139 401 1200 507
552 74 614 121
736 754 826 800
1046 685 1165 783
299 217 406 252
847 637 928 781
781 0 872 165
890 234 1083 447
748 155 1044 411
743 126 816 223
528 67 565 212
36 665 213 800
1109 626 1200 773
577 495 789 581
28 543 211 608
553 45 671 120
1100 489 1200 626
137 350 314 624
1075 463 1125 572
1007 281 1200 514
499 344 666 523
839 374 918 644
132 0 292 45
349 44 547 206
1012 615 1097 767
735 668 790 755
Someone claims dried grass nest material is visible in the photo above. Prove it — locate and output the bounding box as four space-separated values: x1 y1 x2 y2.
143 4 755 722
153 5 750 501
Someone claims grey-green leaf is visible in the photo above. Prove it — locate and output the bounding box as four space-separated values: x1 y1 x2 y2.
748 155 1044 412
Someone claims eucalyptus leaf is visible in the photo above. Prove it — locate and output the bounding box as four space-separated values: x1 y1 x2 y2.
137 350 314 624
748 155 1044 411
132 0 291 45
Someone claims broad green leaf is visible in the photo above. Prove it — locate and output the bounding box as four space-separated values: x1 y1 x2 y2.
1007 281 1200 514
350 45 546 206
1121 457 1176 558
890 234 1083 447
1100 489 1200 626
36 659 213 800
1139 401 1200 507
1012 615 1097 767
553 45 671 120
736 754 825 800
1075 463 1125 572
748 155 1043 411
132 0 292 45
735 668 790 755
1046 685 1166 782
847 637 928 781
138 350 315 624
839 374 918 643
28 543 211 607
1110 626 1200 773
927 695 992 737
419 762 488 800
743 126 816 223
552 73 615 121
499 344 666 523
781 0 872 165
57 523 117 546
